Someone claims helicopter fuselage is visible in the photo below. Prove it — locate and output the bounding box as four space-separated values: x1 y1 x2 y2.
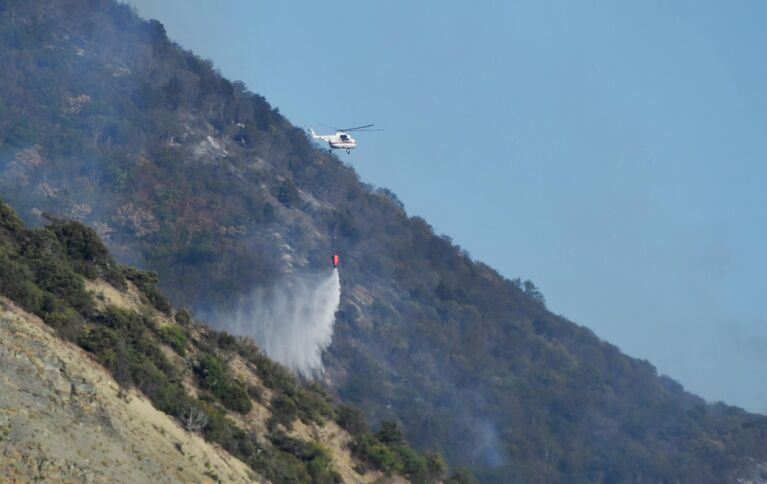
328 133 356 151
310 129 357 153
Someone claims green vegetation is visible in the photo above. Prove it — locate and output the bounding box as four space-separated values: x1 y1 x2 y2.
194 354 252 414
122 266 172 314
225 332 337 428
45 217 124 288
0 199 441 482
269 433 342 483
76 306 191 417
348 421 449 483
158 324 188 355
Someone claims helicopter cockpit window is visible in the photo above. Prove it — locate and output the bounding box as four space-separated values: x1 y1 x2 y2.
340 134 348 140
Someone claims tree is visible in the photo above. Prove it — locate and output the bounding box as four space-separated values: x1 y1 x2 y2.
447 467 479 484
523 280 545 305
184 405 208 433
376 421 405 445
424 451 448 481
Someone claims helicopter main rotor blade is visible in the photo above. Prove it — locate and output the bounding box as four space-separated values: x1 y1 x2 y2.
338 124 375 132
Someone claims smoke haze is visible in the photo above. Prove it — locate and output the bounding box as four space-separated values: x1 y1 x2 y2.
214 270 341 378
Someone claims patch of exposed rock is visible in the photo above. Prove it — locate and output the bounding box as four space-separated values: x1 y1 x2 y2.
0 298 257 483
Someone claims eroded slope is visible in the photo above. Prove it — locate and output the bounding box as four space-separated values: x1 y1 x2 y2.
0 297 255 483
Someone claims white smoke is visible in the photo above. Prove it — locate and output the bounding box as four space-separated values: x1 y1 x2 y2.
216 270 341 378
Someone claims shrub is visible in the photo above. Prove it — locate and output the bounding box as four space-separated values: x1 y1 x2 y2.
424 451 448 482
78 306 190 418
214 331 237 351
269 393 298 430
0 201 23 232
77 324 128 381
307 449 343 484
42 302 83 342
130 358 188 416
194 354 252 414
293 382 336 425
174 308 191 326
122 266 172 313
336 404 368 435
447 467 480 484
29 257 91 313
47 220 110 265
376 421 405 445
269 434 342 484
246 384 263 403
352 433 400 474
395 445 428 482
100 306 147 333
256 450 312 483
159 324 188 356
275 179 300 207
0 253 44 313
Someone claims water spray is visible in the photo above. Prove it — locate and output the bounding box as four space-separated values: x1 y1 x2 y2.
214 267 341 378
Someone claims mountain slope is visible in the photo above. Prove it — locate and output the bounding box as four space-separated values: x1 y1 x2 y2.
0 200 447 482
0 296 254 483
1 1 766 482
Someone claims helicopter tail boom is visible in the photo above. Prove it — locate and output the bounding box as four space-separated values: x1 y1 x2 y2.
309 128 335 142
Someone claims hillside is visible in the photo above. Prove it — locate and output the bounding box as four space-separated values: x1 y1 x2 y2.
1 1 767 482
0 200 450 482
0 296 254 482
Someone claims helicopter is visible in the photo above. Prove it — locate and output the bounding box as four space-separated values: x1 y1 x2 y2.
309 124 379 154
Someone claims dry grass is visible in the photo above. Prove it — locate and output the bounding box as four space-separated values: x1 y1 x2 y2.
0 297 258 483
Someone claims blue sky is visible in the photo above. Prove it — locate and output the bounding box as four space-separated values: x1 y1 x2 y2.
127 1 767 413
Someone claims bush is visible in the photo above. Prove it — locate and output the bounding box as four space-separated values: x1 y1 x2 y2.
29 256 91 313
194 354 252 414
123 266 172 313
376 421 405 445
0 201 23 232
307 449 343 484
447 467 480 484
246 384 263 403
293 382 336 425
174 308 191 326
42 301 83 341
48 220 110 265
275 179 300 207
77 324 128 381
395 445 428 482
100 306 148 333
269 393 298 430
78 307 190 418
336 404 368 435
256 450 312 483
424 451 448 482
352 433 400 474
269 434 342 484
159 324 188 356
13 228 93 316
130 358 188 416
213 331 238 351
0 253 44 313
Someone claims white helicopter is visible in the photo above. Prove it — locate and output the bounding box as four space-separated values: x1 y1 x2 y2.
309 124 379 154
